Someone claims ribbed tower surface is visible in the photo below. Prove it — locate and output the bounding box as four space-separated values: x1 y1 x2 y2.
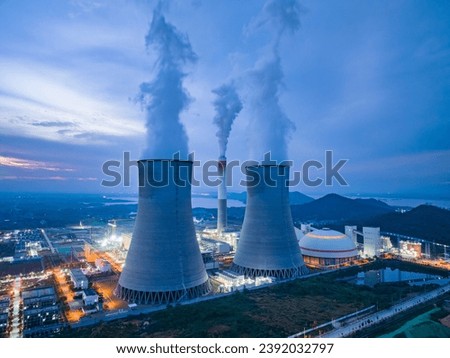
232 164 308 279
116 160 210 305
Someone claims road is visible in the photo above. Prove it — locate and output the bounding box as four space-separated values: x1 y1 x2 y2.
319 283 450 337
40 228 56 253
9 277 22 338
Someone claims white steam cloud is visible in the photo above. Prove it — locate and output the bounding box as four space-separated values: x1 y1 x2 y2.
245 0 303 162
138 3 197 159
212 83 243 158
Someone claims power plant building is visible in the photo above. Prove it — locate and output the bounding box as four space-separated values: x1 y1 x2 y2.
232 164 307 278
345 225 358 246
363 227 382 258
299 228 359 267
399 240 422 259
116 160 211 305
69 268 88 290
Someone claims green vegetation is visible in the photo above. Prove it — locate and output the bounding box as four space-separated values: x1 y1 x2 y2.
379 307 450 338
363 205 450 245
61 268 437 338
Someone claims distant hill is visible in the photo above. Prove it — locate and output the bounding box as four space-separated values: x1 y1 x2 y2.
210 193 396 226
291 193 395 223
227 191 314 205
289 191 315 205
227 192 247 203
5 193 447 246
362 205 450 245
353 198 393 210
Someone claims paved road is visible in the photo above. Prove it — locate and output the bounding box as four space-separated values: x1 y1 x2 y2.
320 283 450 337
10 277 22 338
40 228 56 253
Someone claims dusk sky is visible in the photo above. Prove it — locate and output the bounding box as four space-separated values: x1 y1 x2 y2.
0 0 449 198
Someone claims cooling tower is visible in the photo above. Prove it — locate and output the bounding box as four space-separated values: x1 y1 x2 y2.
116 159 210 304
217 156 227 234
232 164 307 279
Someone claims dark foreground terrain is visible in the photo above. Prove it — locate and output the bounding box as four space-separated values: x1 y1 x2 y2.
60 262 446 338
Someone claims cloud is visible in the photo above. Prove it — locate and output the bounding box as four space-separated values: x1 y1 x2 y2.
246 0 304 42
0 0 448 196
346 150 450 176
0 59 144 144
31 121 75 127
70 0 106 15
76 177 98 181
0 175 68 181
0 1 150 146
0 155 75 172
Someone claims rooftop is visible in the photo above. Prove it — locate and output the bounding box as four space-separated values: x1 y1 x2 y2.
82 288 98 297
299 228 358 259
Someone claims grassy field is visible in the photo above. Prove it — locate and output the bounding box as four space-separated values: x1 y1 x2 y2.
380 307 450 338
61 267 437 338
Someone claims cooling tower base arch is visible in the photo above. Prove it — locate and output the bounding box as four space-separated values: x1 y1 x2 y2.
115 280 211 305
231 263 308 279
232 164 308 278
116 160 211 306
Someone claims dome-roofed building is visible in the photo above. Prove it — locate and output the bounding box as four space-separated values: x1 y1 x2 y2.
297 228 359 267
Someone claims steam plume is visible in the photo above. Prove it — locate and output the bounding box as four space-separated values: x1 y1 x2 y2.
212 83 243 158
138 3 197 159
245 0 303 162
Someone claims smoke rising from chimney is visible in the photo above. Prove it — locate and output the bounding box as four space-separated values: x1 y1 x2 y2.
212 83 243 158
249 0 301 45
245 0 303 162
137 3 197 159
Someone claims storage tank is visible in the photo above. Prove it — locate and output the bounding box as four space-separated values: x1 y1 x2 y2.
299 228 359 267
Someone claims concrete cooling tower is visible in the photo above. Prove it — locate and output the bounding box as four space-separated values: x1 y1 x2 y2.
232 164 307 279
116 159 211 304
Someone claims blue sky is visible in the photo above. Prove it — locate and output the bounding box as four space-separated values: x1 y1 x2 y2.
0 0 449 197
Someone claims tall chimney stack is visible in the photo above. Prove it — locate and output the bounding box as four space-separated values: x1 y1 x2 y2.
217 156 227 234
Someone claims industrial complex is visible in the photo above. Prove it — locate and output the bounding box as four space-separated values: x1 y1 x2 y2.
1 160 450 337
1 0 450 342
